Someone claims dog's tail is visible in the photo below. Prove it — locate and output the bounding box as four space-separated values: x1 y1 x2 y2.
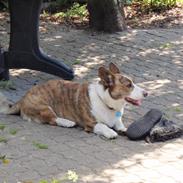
0 93 20 114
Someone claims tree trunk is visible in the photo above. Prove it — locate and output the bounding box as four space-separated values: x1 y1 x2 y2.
87 0 126 33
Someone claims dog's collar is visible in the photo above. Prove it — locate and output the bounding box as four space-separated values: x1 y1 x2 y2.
96 87 123 117
115 111 123 118
96 91 115 111
97 93 123 117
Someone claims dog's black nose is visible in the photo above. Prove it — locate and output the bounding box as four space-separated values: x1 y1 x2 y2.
143 91 148 97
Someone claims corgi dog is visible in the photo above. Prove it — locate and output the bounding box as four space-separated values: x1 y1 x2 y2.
0 63 148 139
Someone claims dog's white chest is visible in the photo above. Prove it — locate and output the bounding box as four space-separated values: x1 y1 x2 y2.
92 104 116 127
89 83 124 127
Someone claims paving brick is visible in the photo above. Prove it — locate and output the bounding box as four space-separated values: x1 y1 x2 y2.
0 20 183 182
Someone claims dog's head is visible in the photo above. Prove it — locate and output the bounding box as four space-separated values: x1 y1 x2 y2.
98 62 148 106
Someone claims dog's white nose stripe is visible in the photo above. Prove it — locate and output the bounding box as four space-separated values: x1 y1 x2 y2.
130 84 145 100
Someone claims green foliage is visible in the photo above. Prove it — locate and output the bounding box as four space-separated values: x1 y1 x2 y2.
0 136 7 143
134 0 177 12
0 124 5 131
39 170 78 183
72 60 81 65
66 170 78 182
33 141 48 149
54 3 87 20
146 0 176 8
9 128 18 135
39 180 49 183
0 154 10 164
160 42 174 49
66 3 87 18
0 155 6 160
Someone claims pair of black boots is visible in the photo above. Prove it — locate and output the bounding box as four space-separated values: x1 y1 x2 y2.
126 109 183 143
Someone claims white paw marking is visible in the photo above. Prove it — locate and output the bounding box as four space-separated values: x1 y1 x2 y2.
114 120 127 132
94 123 118 139
56 118 76 128
22 114 32 122
119 127 127 132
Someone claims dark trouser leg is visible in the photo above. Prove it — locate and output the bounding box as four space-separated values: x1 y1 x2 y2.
1 0 74 80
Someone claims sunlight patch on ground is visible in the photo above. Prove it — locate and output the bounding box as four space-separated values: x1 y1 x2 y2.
81 174 109 183
81 139 183 183
138 48 160 56
10 69 33 77
138 79 171 93
74 66 89 77
177 80 183 89
74 56 105 78
117 30 139 42
43 37 56 42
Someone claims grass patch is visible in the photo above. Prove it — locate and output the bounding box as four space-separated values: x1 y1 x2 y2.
9 128 18 135
39 180 60 183
160 42 174 49
134 0 177 12
39 181 49 183
0 124 5 130
54 3 87 20
33 141 48 149
72 60 81 65
39 170 78 183
0 136 7 143
0 155 10 164
0 155 6 160
174 106 182 112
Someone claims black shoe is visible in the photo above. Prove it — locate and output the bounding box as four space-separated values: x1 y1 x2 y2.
126 109 163 140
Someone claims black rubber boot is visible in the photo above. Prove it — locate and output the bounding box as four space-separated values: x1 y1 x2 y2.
0 49 9 80
2 0 74 80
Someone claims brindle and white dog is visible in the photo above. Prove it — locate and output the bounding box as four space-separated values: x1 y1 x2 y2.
0 63 148 139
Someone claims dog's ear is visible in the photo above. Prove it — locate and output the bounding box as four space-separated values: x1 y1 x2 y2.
109 62 120 74
98 67 114 88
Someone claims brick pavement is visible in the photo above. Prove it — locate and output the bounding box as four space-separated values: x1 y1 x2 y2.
0 21 183 182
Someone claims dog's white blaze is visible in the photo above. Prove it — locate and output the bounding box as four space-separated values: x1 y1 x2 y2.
94 123 118 139
56 118 76 127
89 82 126 128
129 84 145 100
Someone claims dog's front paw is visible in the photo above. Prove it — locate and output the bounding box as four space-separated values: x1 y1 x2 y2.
105 130 118 139
94 123 118 139
121 127 127 132
117 127 127 136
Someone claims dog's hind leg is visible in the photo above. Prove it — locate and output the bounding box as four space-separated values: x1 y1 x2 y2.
22 105 76 127
56 118 76 128
39 106 58 125
22 105 58 125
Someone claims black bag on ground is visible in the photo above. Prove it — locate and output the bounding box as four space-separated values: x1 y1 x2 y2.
147 117 183 143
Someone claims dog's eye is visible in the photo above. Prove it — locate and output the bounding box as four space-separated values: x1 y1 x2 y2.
127 83 132 88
